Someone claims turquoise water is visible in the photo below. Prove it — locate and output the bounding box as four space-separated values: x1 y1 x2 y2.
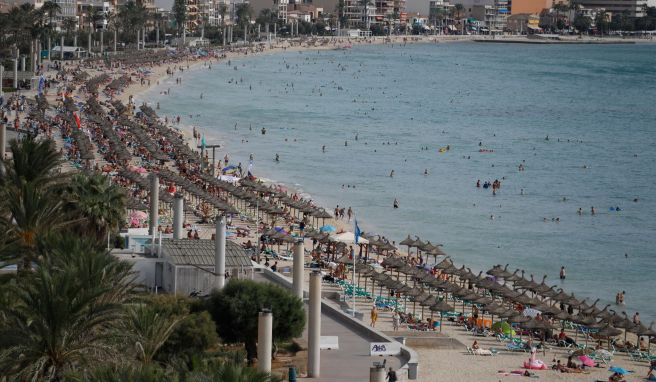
143 42 656 321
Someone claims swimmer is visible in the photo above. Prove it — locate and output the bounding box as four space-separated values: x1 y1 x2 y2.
322 145 326 153
275 154 279 162
424 169 428 175
591 206 595 215
520 188 524 195
393 198 399 209
577 208 582 215
390 170 395 178
345 141 348 146
200 93 203 99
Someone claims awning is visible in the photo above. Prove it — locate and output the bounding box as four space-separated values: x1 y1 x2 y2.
528 26 542 30
448 25 457 31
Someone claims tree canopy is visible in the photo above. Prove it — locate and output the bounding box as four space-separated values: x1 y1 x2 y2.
202 279 305 363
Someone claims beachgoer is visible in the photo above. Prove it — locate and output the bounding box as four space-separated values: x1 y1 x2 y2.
393 198 399 209
370 306 379 327
591 206 595 215
275 153 279 162
619 291 625 304
633 312 641 325
386 367 398 382
559 266 566 280
390 170 394 177
271 261 278 272
392 311 400 331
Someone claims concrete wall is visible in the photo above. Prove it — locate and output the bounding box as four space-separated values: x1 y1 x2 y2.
511 0 551 14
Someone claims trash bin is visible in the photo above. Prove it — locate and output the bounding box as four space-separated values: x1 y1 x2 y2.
288 366 297 382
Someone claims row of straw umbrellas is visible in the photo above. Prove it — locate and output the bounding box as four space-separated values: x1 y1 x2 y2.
348 253 656 349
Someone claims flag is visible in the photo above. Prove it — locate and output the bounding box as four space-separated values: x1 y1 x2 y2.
73 112 81 129
354 218 361 245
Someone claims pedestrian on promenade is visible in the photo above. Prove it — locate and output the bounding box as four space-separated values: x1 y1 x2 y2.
370 306 379 327
386 367 398 382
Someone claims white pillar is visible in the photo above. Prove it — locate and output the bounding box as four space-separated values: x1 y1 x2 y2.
258 24 261 39
292 240 304 299
20 56 25 71
173 193 184 240
114 29 117 53
214 215 226 289
100 29 104 55
244 24 247 43
222 27 226 46
60 36 64 61
13 59 17 89
148 174 159 236
137 29 140 50
0 117 6 161
0 65 4 98
47 36 51 60
308 270 321 377
74 35 78 58
156 25 160 47
370 367 385 382
183 27 186 46
257 309 273 374
143 27 146 49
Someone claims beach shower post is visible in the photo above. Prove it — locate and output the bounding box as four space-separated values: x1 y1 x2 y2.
308 270 321 377
148 173 159 236
292 239 304 299
214 215 226 290
257 309 273 374
173 193 184 239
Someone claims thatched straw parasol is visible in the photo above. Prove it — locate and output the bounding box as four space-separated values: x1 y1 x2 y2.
430 300 454 332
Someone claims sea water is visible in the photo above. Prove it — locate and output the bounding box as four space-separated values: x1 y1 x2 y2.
142 42 656 321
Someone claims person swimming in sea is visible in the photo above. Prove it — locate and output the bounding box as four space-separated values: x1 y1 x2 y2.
424 169 429 175
261 127 266 135
275 153 279 162
390 170 395 178
393 198 399 209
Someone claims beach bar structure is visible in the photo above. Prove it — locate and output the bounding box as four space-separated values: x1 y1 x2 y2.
159 239 253 295
50 46 89 60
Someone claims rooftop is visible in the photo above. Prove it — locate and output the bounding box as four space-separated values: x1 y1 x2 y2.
162 239 253 268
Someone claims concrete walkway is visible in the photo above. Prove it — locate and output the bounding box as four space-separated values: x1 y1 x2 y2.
254 273 404 381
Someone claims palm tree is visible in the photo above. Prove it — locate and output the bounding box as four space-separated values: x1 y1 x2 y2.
454 3 464 33
118 1 147 44
63 173 127 243
41 0 61 28
62 17 77 45
219 3 228 26
359 0 374 30
235 3 253 28
122 304 183 364
0 236 136 380
0 137 69 270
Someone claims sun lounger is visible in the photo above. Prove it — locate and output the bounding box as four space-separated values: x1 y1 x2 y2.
505 343 527 352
